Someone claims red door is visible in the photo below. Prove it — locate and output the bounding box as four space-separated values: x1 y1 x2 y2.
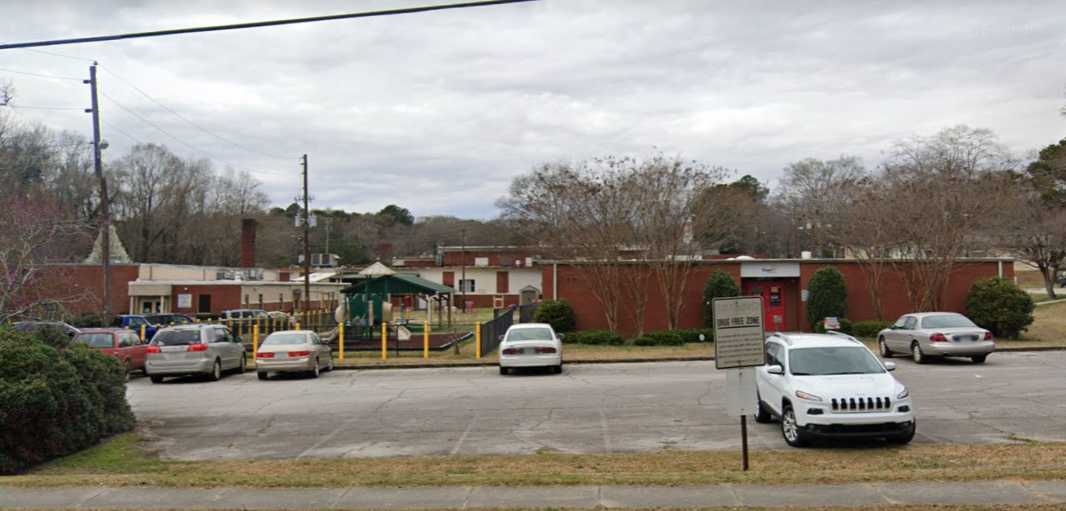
742 280 788 332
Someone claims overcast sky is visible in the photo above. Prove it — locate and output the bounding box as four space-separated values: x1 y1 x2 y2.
2 0 1064 218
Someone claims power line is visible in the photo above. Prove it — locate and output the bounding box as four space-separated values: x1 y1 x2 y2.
99 64 295 161
101 119 145 145
21 48 95 62
0 67 81 81
7 104 83 111
0 0 538 50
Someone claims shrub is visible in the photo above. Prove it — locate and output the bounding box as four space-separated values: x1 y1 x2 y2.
674 328 715 343
807 267 848 329
812 318 854 335
635 331 686 346
564 330 624 345
966 278 1035 339
852 320 892 338
0 328 134 474
70 312 108 328
702 271 740 328
534 300 576 333
632 336 658 346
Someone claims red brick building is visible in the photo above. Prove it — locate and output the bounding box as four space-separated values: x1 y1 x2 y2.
542 258 1014 336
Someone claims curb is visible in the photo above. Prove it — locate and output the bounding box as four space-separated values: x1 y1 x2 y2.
326 356 715 371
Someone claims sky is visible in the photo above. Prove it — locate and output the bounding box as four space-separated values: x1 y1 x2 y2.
2 0 1064 219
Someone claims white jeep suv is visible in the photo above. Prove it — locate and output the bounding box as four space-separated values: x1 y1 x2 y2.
755 332 915 447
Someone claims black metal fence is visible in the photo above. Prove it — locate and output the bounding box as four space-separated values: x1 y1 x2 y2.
480 307 514 355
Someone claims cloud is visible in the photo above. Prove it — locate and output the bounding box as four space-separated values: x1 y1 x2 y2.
2 0 1064 218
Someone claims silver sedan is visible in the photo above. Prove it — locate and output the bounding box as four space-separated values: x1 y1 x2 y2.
877 312 995 364
255 330 333 380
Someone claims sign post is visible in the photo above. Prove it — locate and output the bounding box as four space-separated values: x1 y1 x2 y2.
712 296 766 471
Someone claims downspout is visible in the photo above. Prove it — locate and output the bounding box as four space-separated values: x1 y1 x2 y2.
552 262 558 301
997 260 1003 279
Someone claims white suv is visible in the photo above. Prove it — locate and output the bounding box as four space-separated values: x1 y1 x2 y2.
754 332 915 447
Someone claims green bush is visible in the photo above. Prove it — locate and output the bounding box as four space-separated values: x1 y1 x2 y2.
852 320 892 338
673 328 715 343
632 336 658 346
807 267 848 329
812 318 854 335
702 271 740 328
634 331 686 346
70 312 108 328
534 300 576 333
564 330 624 345
0 328 134 474
966 278 1035 339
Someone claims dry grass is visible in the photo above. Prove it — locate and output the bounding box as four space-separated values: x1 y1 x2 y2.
322 342 710 368
36 507 1066 511
1020 300 1066 346
9 434 1066 489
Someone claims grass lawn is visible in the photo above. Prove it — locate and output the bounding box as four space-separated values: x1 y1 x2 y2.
8 433 1066 489
319 341 711 367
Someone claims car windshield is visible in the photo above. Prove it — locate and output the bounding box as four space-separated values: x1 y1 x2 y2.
789 347 885 376
74 333 113 349
168 315 193 324
262 333 308 346
506 328 554 342
921 314 976 329
144 315 167 324
151 329 202 346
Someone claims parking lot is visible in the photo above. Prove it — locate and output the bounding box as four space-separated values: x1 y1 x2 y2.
127 351 1066 460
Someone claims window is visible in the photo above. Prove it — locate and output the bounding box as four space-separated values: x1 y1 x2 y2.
789 347 885 376
505 327 554 342
458 279 475 293
152 330 201 346
118 334 135 348
262 332 308 346
474 257 489 267
893 316 908 328
765 342 784 367
212 328 228 343
904 317 918 330
921 314 976 329
75 333 114 349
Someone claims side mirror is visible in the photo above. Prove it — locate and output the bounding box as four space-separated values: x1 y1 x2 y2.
557 333 566 341
497 334 504 342
884 361 897 371
767 364 784 375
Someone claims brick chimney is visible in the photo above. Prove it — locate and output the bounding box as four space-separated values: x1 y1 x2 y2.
240 218 257 268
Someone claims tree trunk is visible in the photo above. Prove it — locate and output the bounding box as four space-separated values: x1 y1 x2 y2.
1042 265 1058 300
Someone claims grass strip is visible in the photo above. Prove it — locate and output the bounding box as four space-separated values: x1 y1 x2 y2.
6 434 1066 489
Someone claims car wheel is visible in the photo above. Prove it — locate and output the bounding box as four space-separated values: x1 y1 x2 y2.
911 342 926 364
209 359 222 381
257 371 268 381
150 375 164 384
971 354 987 364
889 420 917 445
310 358 320 378
753 394 772 423
238 355 246 374
499 366 509 376
553 364 563 374
879 337 893 358
781 404 808 447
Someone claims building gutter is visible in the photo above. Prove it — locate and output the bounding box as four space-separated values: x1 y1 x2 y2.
553 262 558 300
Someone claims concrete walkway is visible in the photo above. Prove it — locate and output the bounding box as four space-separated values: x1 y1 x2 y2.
3 480 1065 509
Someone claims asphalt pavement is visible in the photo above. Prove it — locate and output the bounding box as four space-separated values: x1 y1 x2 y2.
125 351 1066 460
5 480 1066 509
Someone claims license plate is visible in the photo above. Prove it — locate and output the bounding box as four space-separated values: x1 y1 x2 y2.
275 352 287 359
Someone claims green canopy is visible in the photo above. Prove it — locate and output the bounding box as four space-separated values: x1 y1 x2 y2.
342 273 454 296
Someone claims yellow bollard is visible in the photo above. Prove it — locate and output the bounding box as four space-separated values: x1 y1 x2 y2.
423 321 430 359
381 321 388 360
252 324 259 358
256 317 261 338
295 321 301 331
139 324 146 342
339 321 345 361
475 322 481 359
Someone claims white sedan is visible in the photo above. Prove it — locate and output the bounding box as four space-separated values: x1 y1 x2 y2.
498 323 563 375
255 330 333 380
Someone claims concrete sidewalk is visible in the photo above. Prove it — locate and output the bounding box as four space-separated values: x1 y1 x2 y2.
3 480 1065 509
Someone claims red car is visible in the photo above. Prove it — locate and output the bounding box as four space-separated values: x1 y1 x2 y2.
72 328 148 378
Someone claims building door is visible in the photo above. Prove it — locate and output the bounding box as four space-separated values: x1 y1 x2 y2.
198 294 212 314
742 280 788 332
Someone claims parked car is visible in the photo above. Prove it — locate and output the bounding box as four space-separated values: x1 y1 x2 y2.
755 331 915 447
221 309 269 320
877 312 994 364
145 313 195 326
12 321 80 341
255 330 333 380
266 310 294 326
114 314 162 341
145 324 246 383
498 323 563 375
72 328 147 378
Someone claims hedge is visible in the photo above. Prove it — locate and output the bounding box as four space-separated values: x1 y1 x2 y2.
0 328 135 474
813 318 854 335
632 330 687 346
702 271 740 328
852 320 892 338
563 330 624 345
966 277 1034 339
533 300 576 333
807 267 847 328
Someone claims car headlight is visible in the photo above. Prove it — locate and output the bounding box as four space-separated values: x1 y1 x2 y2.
896 386 909 399
795 390 823 402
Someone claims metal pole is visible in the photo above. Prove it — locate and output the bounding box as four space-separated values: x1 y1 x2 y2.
741 416 749 471
85 63 112 320
460 228 466 312
302 154 311 317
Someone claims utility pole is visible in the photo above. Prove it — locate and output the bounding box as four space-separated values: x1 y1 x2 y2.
85 62 112 319
301 154 311 315
460 228 466 312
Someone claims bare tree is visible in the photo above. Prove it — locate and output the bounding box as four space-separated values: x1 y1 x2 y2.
778 156 868 256
992 178 1066 298
881 126 1014 310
